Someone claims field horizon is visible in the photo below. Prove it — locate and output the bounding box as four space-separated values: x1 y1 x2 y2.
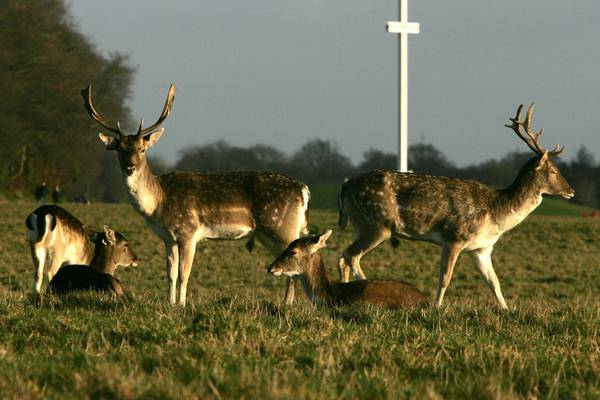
1 200 599 398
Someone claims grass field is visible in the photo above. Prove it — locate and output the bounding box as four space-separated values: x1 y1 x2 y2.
1 200 600 399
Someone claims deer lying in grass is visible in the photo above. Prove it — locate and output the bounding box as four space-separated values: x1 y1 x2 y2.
48 226 139 296
268 230 426 307
26 205 96 293
338 104 574 309
82 84 310 306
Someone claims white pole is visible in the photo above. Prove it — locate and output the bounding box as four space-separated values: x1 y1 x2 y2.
398 0 408 172
387 2 419 172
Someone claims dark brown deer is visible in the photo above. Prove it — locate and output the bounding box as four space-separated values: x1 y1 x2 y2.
338 104 574 309
82 84 310 306
268 230 427 307
48 226 139 296
26 205 96 293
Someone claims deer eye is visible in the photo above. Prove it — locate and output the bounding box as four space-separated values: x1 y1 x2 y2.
140 148 146 154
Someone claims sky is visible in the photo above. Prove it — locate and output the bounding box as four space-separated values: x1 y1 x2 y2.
69 0 600 166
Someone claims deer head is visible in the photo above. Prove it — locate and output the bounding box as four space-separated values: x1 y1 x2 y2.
82 84 176 176
505 104 574 199
267 230 332 277
92 226 140 272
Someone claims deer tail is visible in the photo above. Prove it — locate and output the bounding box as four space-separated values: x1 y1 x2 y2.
26 211 56 243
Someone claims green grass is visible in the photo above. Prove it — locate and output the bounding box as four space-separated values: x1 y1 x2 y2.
1 200 600 398
308 184 341 209
534 197 593 217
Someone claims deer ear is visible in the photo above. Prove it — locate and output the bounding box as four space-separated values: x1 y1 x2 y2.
310 230 333 253
103 225 117 245
143 128 164 149
535 151 549 171
99 133 118 150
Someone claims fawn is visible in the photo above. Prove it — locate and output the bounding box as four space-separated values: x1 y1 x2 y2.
48 226 139 296
267 230 426 307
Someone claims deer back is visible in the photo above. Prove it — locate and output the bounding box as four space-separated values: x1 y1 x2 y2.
48 265 125 296
333 280 427 307
156 171 309 239
340 171 498 243
26 205 94 262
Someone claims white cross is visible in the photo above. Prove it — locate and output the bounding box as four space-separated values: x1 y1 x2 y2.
387 0 420 172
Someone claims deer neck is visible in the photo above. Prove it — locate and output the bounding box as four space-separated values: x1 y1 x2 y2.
124 160 163 216
298 252 335 305
89 249 116 275
496 160 543 230
82 240 96 264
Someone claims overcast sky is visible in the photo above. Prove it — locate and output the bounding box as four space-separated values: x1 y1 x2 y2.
69 0 600 166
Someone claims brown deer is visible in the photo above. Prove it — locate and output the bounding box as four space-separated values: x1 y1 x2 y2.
338 104 574 309
82 84 310 306
48 226 139 296
267 230 427 307
26 205 96 293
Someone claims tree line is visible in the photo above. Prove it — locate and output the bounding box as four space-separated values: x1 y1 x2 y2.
1 0 598 209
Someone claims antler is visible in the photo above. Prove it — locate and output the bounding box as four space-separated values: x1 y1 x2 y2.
504 104 563 156
136 84 176 137
81 84 126 138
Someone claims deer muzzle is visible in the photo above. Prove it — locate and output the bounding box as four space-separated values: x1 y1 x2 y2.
267 264 283 276
562 188 575 199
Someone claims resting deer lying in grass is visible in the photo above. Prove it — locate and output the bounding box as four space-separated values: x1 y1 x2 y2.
338 104 574 309
268 230 426 307
48 226 139 296
26 205 96 293
82 84 310 306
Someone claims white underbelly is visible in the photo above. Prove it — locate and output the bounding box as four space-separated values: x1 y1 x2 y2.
198 224 253 240
465 232 501 251
398 230 444 245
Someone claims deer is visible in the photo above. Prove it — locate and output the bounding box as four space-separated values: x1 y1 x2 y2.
48 226 139 296
337 104 574 309
26 205 96 293
82 83 310 306
267 230 427 307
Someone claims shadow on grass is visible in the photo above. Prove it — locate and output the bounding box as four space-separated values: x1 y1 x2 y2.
25 291 132 312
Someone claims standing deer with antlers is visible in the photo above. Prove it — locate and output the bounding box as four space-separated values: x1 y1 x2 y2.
82 84 310 306
338 104 574 308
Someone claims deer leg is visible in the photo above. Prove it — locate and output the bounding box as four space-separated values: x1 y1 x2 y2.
177 239 197 306
46 248 64 284
435 242 462 307
165 241 179 305
342 228 390 281
30 244 46 293
470 247 508 309
338 257 351 282
283 278 296 305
